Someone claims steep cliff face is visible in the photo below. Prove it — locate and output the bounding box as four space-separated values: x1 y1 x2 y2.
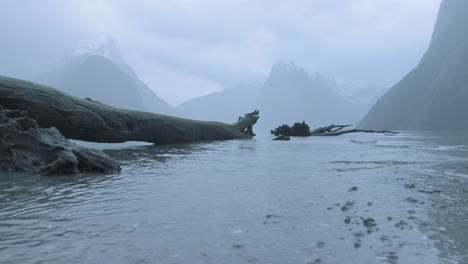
359 0 468 130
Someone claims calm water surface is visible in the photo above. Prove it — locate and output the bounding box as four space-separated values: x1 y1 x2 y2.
1 132 468 264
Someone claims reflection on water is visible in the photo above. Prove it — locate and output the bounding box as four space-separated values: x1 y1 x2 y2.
1 132 468 263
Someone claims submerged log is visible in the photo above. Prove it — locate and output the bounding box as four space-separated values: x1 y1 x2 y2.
0 76 259 144
273 135 291 141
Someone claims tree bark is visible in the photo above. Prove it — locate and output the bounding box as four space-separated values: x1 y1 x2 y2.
310 124 398 136
0 76 259 144
311 124 351 134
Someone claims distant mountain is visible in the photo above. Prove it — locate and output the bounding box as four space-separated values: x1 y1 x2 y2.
38 55 148 111
38 35 176 115
359 0 468 130
178 61 372 128
255 61 369 128
113 59 177 116
176 80 262 123
330 81 388 105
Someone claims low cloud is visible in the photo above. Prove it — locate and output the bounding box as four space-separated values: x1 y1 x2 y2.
0 0 442 105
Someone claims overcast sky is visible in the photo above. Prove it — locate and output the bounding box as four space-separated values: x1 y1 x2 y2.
0 0 442 105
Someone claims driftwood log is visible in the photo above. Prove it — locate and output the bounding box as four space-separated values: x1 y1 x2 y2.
310 124 398 136
271 122 398 138
0 76 259 144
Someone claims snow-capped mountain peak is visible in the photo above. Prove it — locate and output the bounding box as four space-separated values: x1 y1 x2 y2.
71 33 123 64
272 60 302 72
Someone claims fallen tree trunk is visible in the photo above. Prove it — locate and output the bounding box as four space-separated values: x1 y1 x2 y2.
311 124 351 134
0 76 259 144
310 124 398 136
311 129 399 136
271 123 398 138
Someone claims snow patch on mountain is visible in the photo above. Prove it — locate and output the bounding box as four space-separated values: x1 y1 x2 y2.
71 34 124 65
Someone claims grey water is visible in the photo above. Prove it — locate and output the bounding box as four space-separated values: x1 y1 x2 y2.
1 132 468 264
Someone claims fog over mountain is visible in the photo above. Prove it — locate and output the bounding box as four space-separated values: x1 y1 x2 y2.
359 0 468 130
178 61 376 128
0 1 441 106
256 62 371 128
5 2 468 264
37 36 176 115
177 80 262 123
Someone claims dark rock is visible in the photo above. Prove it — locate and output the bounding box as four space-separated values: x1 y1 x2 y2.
418 189 442 194
0 105 5 123
363 218 377 228
14 117 38 131
405 197 418 203
394 220 408 229
349 186 359 192
404 183 416 189
4 109 28 119
273 135 290 141
0 105 121 175
344 216 351 224
341 201 355 211
265 214 282 219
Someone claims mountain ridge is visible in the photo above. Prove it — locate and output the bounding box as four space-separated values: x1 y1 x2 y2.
359 0 468 130
37 36 176 116
178 61 373 128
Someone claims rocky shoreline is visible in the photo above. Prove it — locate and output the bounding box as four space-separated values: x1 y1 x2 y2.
0 105 121 175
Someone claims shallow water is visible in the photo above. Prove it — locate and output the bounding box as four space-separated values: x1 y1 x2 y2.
1 132 468 264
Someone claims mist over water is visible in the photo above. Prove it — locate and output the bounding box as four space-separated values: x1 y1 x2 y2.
2 1 468 263
1 132 467 263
